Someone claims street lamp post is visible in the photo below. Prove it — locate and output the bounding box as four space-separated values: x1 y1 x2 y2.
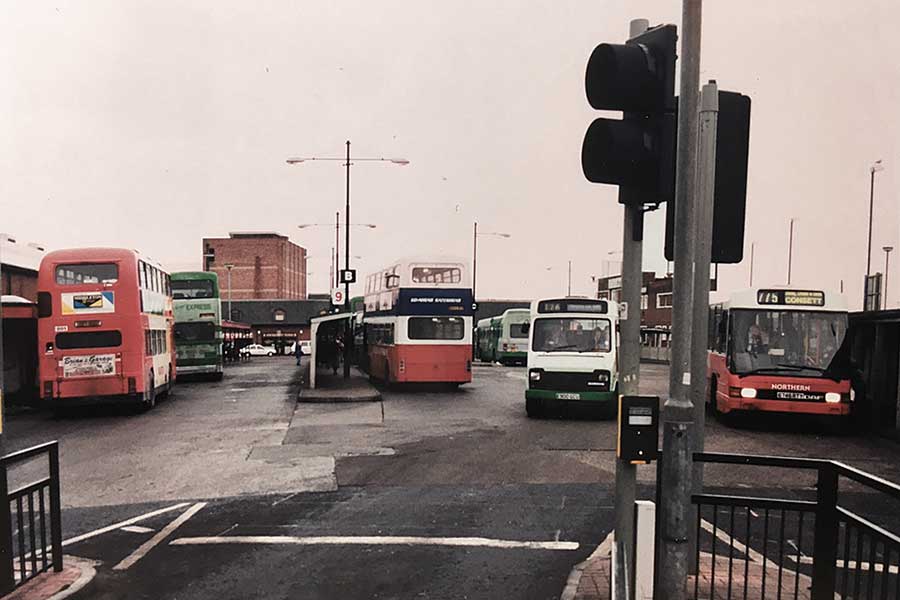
884 246 894 310
288 143 408 378
224 264 234 321
472 222 511 353
866 160 885 307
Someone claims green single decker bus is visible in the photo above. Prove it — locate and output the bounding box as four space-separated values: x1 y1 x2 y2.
476 308 530 365
172 271 223 380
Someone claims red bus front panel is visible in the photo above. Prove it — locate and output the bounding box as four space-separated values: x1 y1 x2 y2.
708 352 851 416
370 343 472 384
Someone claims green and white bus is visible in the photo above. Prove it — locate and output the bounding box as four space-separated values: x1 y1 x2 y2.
526 297 619 418
476 309 530 365
172 271 223 380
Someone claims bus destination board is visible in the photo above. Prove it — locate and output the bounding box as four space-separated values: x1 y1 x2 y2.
537 299 608 314
756 290 825 307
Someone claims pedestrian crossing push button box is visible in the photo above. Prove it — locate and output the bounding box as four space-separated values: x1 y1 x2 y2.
616 396 659 464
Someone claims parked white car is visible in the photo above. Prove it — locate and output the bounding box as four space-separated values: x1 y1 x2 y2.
290 341 312 356
241 344 277 357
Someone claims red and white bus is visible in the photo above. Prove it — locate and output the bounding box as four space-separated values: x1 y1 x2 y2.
361 257 473 385
708 287 852 419
37 248 175 410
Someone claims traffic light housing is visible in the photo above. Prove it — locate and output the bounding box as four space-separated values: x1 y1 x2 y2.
664 90 751 263
582 24 678 207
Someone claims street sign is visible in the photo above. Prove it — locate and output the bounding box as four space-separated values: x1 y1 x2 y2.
340 269 357 284
331 288 346 306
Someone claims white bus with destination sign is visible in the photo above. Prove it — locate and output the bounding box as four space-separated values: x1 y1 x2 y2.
525 297 619 418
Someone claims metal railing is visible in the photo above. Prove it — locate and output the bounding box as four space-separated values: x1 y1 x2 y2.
690 452 900 600
0 442 62 592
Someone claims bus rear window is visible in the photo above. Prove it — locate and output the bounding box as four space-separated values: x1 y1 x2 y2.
411 266 461 284
56 331 122 349
509 322 529 338
56 264 118 286
408 317 465 340
175 322 216 341
172 280 215 299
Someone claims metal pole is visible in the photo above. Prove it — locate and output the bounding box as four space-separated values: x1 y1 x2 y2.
335 211 340 289
884 248 892 310
688 80 719 568
611 19 649 600
658 0 702 597
226 266 233 321
344 141 351 378
567 260 572 296
865 169 875 308
787 218 794 285
472 222 478 356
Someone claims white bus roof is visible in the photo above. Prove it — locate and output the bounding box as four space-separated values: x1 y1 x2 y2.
717 287 847 312
502 308 530 318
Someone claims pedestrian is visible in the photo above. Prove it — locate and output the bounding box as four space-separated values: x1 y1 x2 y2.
295 340 303 365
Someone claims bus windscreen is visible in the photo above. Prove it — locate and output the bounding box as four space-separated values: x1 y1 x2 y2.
729 309 847 375
172 280 216 299
532 318 611 353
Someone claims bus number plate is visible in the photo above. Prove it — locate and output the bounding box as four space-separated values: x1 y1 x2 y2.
556 393 581 400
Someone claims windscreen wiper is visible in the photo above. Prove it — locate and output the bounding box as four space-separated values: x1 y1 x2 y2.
778 363 845 382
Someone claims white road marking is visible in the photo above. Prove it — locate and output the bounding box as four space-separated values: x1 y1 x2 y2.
120 525 155 534
788 554 899 574
170 535 578 551
62 502 191 547
113 502 207 571
271 492 301 507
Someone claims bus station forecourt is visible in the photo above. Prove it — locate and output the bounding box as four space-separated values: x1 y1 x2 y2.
9 246 884 599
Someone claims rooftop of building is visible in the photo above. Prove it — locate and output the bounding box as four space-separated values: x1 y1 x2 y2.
1 235 47 272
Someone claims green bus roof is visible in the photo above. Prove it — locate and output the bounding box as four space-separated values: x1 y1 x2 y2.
172 271 219 282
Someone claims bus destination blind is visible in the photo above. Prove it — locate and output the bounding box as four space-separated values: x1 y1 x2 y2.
756 289 825 307
537 300 608 314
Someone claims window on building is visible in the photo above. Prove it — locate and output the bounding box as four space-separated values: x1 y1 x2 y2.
641 294 648 310
657 293 673 308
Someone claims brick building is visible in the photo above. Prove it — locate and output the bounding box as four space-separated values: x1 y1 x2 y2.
1 234 46 301
227 299 332 349
597 271 674 328
596 271 717 328
202 233 308 301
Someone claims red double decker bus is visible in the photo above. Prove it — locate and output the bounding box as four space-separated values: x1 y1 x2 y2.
707 287 852 421
37 248 175 411
361 258 473 386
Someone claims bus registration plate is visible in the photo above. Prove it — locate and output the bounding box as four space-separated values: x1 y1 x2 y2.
556 393 581 400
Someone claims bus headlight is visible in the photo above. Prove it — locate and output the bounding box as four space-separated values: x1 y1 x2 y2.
529 369 542 381
825 392 841 404
597 372 609 383
740 388 757 399
850 389 856 402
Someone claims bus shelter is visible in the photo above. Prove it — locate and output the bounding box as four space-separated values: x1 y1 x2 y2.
2 296 38 405
308 312 358 389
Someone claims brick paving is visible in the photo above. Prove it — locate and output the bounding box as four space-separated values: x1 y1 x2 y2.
573 552 814 599
3 560 84 600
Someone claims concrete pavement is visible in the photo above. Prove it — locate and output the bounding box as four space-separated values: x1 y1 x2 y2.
4 359 900 598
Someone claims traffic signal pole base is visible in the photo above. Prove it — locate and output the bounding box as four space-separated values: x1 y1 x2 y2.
657 402 694 600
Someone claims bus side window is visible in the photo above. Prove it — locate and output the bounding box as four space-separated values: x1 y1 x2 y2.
718 310 729 353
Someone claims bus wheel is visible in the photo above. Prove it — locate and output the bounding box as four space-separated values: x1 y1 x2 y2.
142 373 156 412
526 397 542 418
708 378 720 418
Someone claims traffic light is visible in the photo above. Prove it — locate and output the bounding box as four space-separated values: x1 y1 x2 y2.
582 24 678 206
664 90 751 263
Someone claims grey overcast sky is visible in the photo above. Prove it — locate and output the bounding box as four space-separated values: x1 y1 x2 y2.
2 1 898 307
